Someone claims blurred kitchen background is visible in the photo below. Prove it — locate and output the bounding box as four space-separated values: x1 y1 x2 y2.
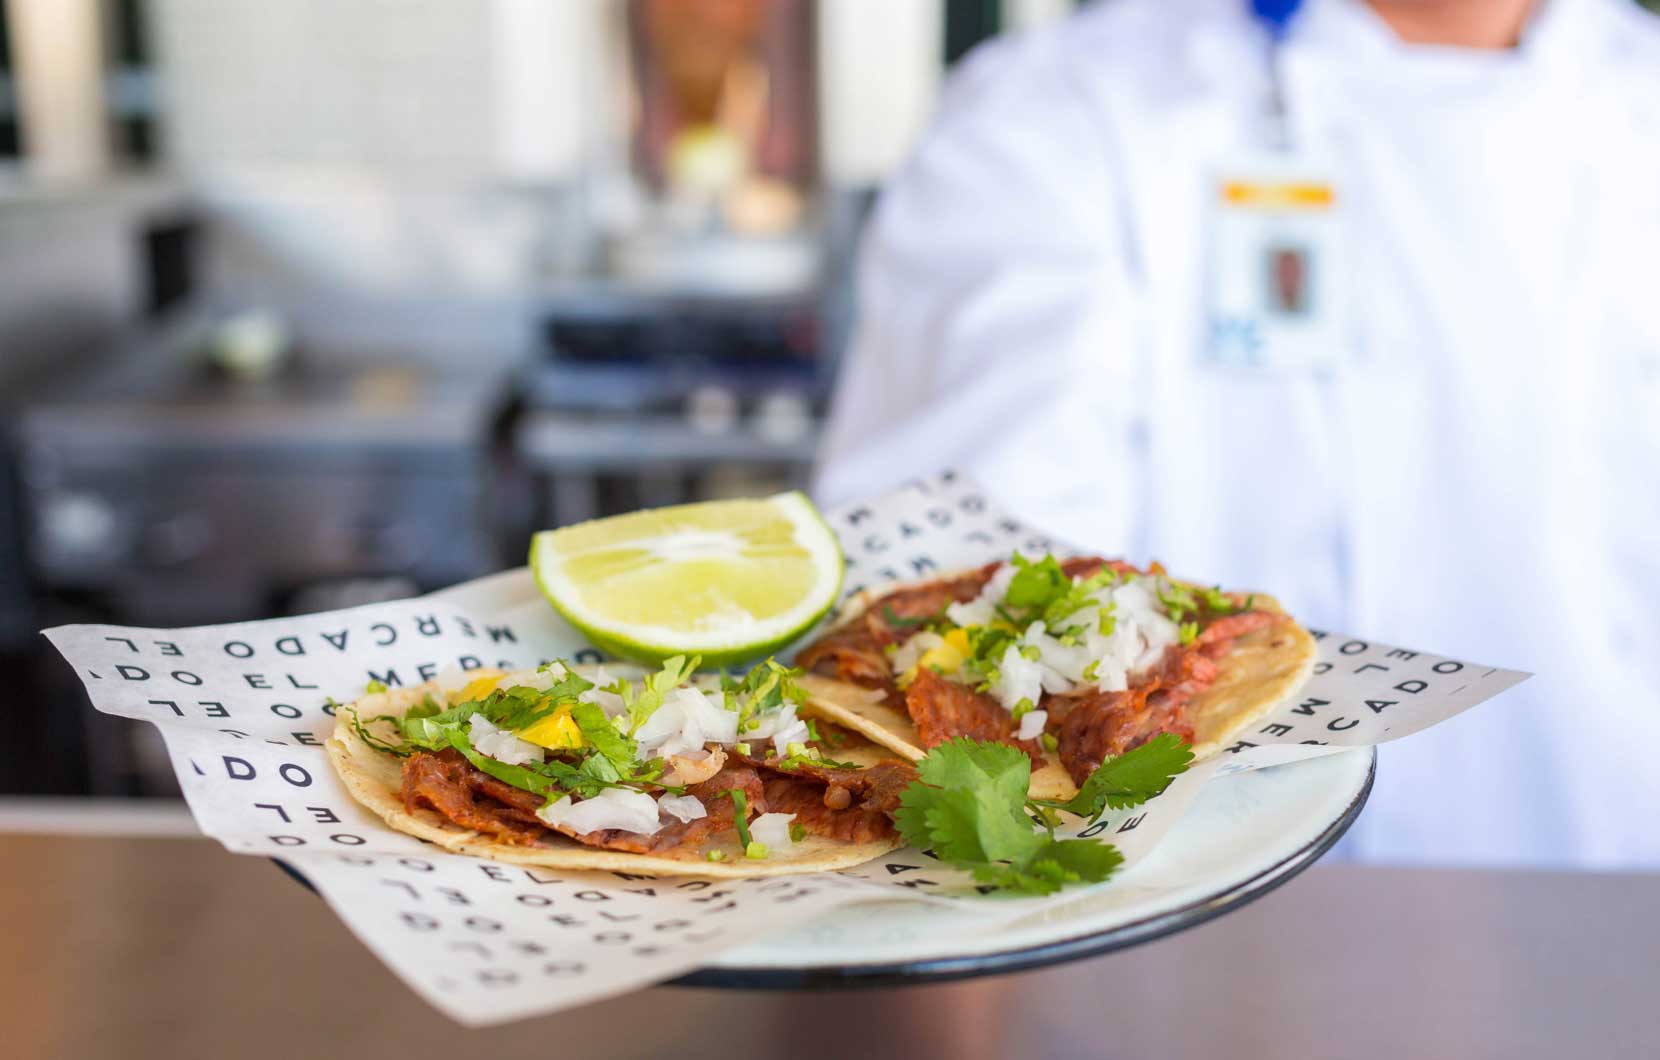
0 0 1085 798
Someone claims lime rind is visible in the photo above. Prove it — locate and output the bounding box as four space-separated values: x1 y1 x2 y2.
530 491 844 667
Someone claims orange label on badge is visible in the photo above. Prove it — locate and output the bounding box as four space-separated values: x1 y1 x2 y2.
1220 181 1336 210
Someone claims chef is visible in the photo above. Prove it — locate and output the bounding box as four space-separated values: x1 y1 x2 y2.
815 0 1660 867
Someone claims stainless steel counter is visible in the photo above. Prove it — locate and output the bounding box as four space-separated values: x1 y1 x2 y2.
2 832 1653 1059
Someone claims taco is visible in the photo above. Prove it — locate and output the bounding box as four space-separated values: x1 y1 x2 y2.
328 657 916 877
794 554 1316 800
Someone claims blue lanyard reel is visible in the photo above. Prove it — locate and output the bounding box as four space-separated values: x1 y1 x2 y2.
1251 0 1305 150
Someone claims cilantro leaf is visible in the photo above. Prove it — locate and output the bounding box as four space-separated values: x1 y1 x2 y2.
895 739 1045 874
1003 552 1072 613
1034 837 1125 882
891 784 961 856
405 694 444 721
398 700 474 751
896 784 1043 868
483 670 595 731
914 737 1031 799
545 668 598 699
895 736 1191 896
446 730 560 797
446 727 618 800
476 685 549 730
340 702 408 757
1039 733 1194 822
970 839 1125 895
578 751 622 786
571 700 636 770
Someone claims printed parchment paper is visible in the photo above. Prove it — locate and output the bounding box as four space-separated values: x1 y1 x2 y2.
43 472 1528 1025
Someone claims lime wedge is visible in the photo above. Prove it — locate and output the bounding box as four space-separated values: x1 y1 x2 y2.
529 491 844 667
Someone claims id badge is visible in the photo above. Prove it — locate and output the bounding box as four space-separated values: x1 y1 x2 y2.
1201 154 1346 373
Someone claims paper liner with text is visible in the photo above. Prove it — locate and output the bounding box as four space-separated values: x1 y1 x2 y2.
43 471 1528 1026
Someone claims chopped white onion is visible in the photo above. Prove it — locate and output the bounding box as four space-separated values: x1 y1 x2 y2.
467 713 545 766
743 701 810 756
635 686 739 759
944 563 1015 627
944 597 994 629
538 787 663 836
657 793 707 824
750 812 796 848
992 642 1068 712
511 662 570 693
743 701 796 740
1016 709 1048 742
770 716 811 756
578 666 628 718
944 567 1187 713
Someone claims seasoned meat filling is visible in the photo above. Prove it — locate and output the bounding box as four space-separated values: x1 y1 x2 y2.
798 557 1282 782
400 749 917 857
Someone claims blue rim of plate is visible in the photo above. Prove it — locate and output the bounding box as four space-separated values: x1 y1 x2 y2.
274 748 1374 991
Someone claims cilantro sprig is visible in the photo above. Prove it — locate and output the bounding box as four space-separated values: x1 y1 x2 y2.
482 670 595 731
1002 553 1071 613
397 695 475 750
893 735 1193 895
340 700 408 757
1030 732 1194 821
571 700 636 770
724 658 804 733
1000 554 1124 628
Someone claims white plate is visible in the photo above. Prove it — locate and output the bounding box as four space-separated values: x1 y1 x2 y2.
679 748 1376 987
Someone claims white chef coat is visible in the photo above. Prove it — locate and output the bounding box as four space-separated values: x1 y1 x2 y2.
815 0 1660 868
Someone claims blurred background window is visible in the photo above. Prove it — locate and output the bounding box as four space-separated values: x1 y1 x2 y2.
105 0 156 165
